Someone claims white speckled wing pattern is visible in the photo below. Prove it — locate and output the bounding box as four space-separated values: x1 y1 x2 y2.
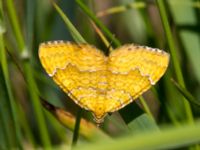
39 41 170 123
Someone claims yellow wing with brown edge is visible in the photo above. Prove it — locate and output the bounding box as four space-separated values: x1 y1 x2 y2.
39 41 170 123
106 44 170 112
39 41 107 115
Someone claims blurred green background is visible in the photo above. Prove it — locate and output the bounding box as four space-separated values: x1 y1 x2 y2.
0 0 200 149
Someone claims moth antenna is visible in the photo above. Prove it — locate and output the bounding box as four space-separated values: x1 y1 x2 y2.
107 36 115 53
108 41 113 52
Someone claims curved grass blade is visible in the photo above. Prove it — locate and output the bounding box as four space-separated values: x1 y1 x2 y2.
53 2 85 43
74 121 200 150
96 2 146 17
41 99 109 141
52 2 87 146
0 1 22 148
76 0 121 47
5 0 52 148
171 79 200 107
156 0 194 124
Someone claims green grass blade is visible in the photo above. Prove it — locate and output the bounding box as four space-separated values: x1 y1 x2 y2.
0 2 22 148
0 78 13 149
5 0 52 148
23 64 52 149
97 2 146 17
0 33 22 150
53 2 87 146
75 121 200 150
41 99 109 140
171 79 200 107
76 0 121 47
127 114 159 134
53 2 85 43
156 0 193 124
0 114 7 149
139 97 154 121
26 0 35 50
72 109 82 146
17 103 36 148
5 0 25 51
156 0 185 86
